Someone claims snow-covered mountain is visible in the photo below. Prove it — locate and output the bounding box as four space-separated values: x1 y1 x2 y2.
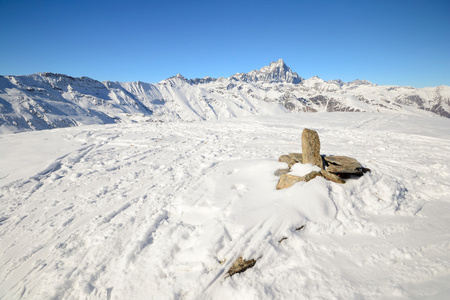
1 59 449 133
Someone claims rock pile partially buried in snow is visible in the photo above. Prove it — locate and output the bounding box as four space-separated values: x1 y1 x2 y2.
276 128 370 189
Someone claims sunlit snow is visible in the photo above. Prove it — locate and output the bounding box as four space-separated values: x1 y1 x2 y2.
1 113 449 299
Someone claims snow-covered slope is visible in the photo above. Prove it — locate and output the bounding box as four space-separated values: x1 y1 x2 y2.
1 113 449 299
1 60 449 134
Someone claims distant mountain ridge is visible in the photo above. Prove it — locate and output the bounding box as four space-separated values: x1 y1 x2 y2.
1 59 449 133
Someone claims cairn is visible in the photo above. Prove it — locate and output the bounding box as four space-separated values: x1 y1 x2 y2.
276 128 370 189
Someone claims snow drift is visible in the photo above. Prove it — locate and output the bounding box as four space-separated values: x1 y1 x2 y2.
1 113 449 299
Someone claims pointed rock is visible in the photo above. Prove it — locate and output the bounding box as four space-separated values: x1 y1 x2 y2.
301 129 323 169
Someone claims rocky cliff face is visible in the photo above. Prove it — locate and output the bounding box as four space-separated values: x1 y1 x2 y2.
1 60 449 133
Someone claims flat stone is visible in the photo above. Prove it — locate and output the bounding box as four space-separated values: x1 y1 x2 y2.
288 153 303 163
324 156 364 175
274 168 290 176
327 165 363 175
278 155 297 168
276 171 323 190
276 174 304 190
324 156 361 168
301 129 323 169
320 170 345 184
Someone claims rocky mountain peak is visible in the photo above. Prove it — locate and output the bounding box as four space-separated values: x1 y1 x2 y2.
349 79 374 86
163 74 189 85
233 59 303 84
261 59 288 73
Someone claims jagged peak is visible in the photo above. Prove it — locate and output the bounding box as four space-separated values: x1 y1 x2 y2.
260 59 289 73
161 59 302 85
37 72 95 81
31 73 101 85
348 79 374 86
188 76 217 85
165 74 188 81
328 79 344 86
270 58 287 69
38 72 76 79
234 59 303 84
160 73 190 85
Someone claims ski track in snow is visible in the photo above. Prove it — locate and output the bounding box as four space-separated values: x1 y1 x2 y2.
0 113 449 299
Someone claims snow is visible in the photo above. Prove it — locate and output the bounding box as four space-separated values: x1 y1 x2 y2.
289 163 321 177
1 112 450 299
1 61 450 134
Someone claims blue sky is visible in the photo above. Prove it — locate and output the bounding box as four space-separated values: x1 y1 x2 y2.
1 0 449 88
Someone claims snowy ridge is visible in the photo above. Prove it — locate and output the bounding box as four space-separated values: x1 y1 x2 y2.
1 61 449 133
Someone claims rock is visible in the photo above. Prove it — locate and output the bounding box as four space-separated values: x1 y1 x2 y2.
361 167 371 173
278 236 288 243
324 156 367 176
275 131 370 189
276 174 304 190
304 171 323 182
320 170 345 184
324 155 361 168
274 168 290 176
326 165 363 175
301 129 323 169
278 155 297 168
276 171 323 190
288 153 303 163
226 257 257 278
295 225 305 231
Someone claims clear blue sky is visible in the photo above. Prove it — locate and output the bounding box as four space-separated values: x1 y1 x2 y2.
1 0 449 88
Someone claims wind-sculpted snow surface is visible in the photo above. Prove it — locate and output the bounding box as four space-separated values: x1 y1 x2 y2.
1 113 450 299
1 60 450 134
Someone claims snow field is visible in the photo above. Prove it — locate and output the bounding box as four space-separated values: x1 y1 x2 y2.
0 112 449 299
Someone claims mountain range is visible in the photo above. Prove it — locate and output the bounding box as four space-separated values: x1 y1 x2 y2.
1 59 449 134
